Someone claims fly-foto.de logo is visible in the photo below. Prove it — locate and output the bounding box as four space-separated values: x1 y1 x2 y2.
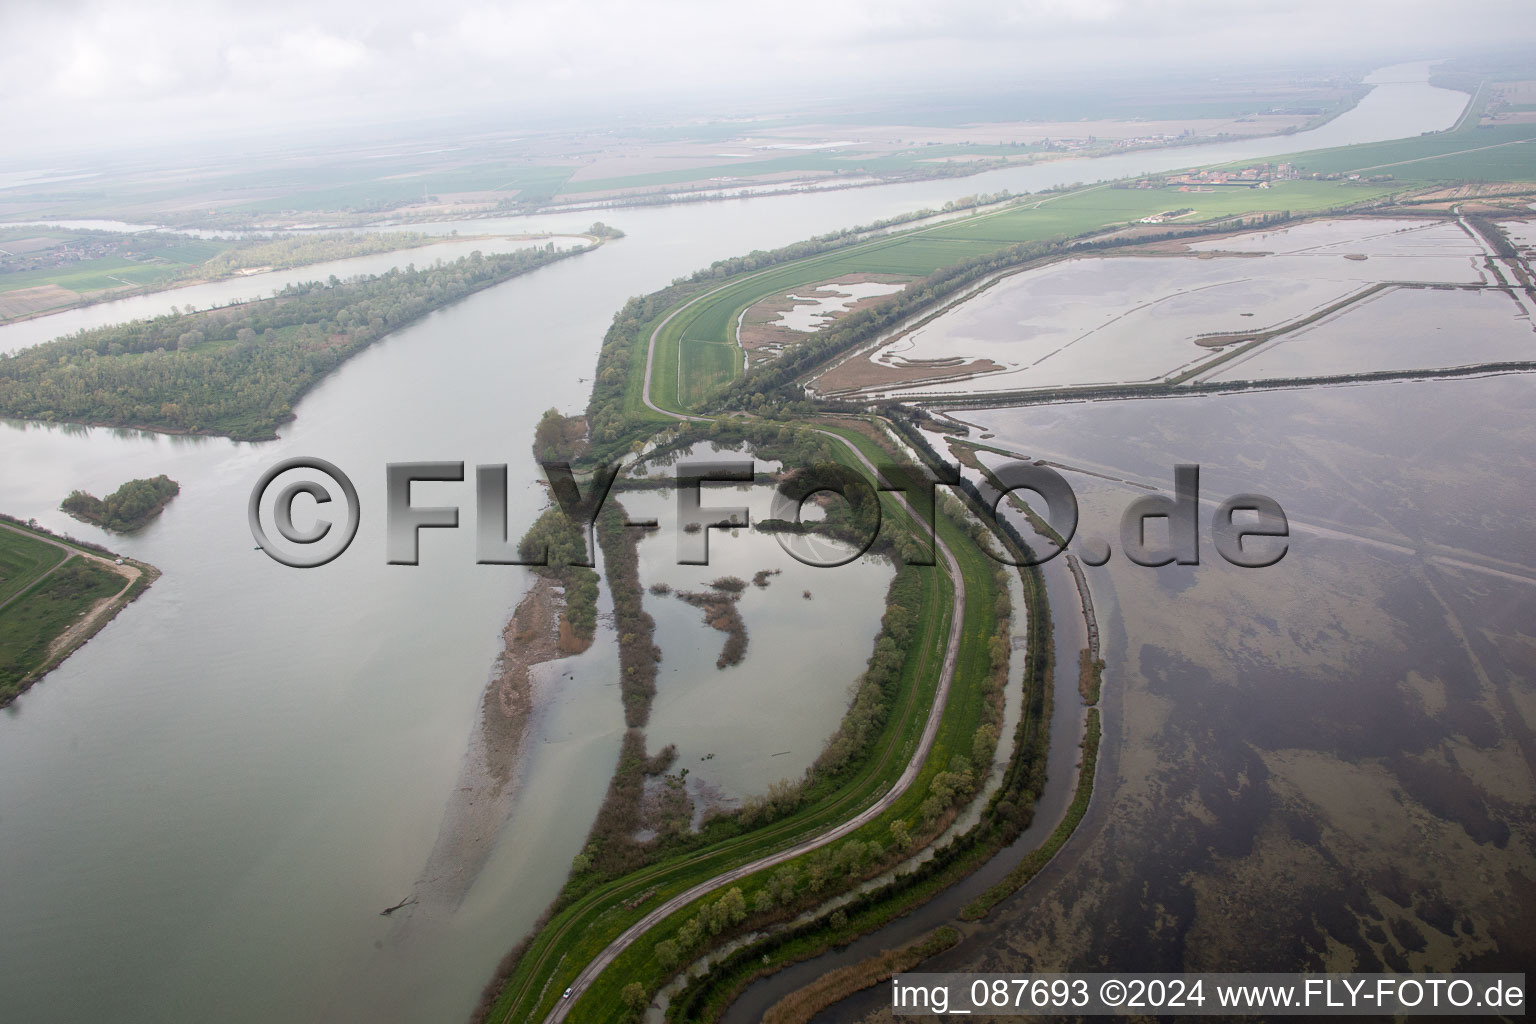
248 458 1289 570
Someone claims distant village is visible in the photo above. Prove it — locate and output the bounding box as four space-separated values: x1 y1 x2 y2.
0 235 147 276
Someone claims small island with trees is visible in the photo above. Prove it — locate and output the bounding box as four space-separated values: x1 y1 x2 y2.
62 475 181 532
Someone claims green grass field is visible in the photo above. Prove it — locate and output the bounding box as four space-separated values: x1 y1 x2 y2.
487 166 578 202
677 338 739 406
229 164 579 213
0 256 185 295
0 528 66 605
1270 123 1536 179
0 558 123 697
151 239 227 264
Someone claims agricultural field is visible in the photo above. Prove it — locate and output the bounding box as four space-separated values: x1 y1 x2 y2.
0 255 189 295
0 228 228 309
0 226 470 325
1273 122 1536 179
226 165 578 214
677 337 739 406
0 526 66 606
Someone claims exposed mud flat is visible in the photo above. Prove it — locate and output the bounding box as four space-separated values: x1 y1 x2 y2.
411 574 587 910
739 275 910 364
817 352 1005 391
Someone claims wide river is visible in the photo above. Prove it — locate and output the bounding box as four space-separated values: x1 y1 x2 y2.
0 64 1466 1023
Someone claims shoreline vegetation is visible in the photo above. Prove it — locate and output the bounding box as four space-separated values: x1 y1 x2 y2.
663 420 1106 1022
611 511 998 1022
0 233 611 440
671 577 750 670
517 505 600 655
759 924 961 1024
61 475 179 533
469 400 1081 1024
0 513 160 705
413 428 613 934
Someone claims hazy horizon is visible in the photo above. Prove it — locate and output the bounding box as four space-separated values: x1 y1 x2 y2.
6 0 1536 161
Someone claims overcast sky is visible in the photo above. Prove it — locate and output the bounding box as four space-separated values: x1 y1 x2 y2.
5 0 1535 158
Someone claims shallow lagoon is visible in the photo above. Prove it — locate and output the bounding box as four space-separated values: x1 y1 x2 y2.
620 486 893 804
850 220 1491 397
769 280 906 333
1206 285 1533 380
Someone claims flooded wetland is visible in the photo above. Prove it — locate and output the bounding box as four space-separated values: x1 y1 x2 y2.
821 218 1530 400
921 374 1536 979
619 484 894 805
